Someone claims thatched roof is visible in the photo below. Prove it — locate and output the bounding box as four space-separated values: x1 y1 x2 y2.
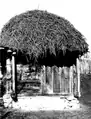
0 10 88 66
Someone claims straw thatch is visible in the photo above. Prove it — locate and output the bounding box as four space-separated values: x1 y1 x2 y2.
0 10 88 66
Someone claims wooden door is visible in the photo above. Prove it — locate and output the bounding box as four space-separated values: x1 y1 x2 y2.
53 66 60 93
41 66 76 95
60 67 69 94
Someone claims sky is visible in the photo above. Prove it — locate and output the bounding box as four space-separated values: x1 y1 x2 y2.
0 0 91 52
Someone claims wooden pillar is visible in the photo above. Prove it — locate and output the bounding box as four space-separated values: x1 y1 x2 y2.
6 58 12 94
53 66 60 93
46 66 53 94
0 63 3 97
0 47 4 77
73 65 77 96
76 58 81 97
0 64 3 78
59 67 62 94
12 52 16 93
0 47 4 97
69 66 73 95
41 65 46 94
52 66 54 94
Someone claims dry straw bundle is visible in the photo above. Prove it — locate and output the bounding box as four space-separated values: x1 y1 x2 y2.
0 10 88 65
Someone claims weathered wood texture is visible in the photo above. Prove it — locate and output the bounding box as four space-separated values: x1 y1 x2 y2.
73 65 78 96
46 66 53 94
41 66 46 94
76 58 81 97
16 65 80 96
3 58 81 97
6 59 12 94
53 66 60 93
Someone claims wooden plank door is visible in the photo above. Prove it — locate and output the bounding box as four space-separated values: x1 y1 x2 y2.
60 67 69 94
53 66 60 93
46 66 53 94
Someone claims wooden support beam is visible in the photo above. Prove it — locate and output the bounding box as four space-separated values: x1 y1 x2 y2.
12 52 16 93
46 66 53 94
0 63 3 97
53 66 60 93
0 63 3 79
76 58 81 97
52 66 54 94
0 47 4 69
41 65 46 94
59 67 62 94
69 66 73 95
6 58 12 94
73 65 77 96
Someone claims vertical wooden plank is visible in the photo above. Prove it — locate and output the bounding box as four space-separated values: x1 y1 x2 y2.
41 65 46 94
0 64 3 79
62 67 65 93
64 67 69 94
52 66 54 94
6 58 12 94
71 66 74 95
69 66 73 95
76 58 81 97
0 63 3 97
67 67 69 94
61 67 68 94
69 66 71 94
53 66 60 93
73 65 77 96
12 52 16 93
0 48 2 96
46 66 53 94
68 67 70 94
59 67 62 94
60 67 64 94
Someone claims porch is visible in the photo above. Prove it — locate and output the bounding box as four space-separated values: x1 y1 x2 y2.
0 48 81 98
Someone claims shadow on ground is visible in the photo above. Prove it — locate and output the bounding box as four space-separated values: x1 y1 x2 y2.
1 94 91 119
1 74 91 119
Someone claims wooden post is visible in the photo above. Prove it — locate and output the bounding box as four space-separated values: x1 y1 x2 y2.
50 67 53 94
52 66 54 94
46 66 53 94
69 66 71 94
53 66 60 93
76 58 81 97
73 65 77 96
0 64 3 78
41 65 46 94
69 66 73 95
0 48 4 93
6 58 12 94
0 63 3 97
12 52 16 93
59 67 62 94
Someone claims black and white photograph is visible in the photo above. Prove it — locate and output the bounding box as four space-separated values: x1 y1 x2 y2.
0 0 91 118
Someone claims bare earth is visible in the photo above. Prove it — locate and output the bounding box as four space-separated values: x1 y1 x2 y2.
1 93 91 119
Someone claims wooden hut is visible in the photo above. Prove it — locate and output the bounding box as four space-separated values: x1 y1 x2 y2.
0 10 88 99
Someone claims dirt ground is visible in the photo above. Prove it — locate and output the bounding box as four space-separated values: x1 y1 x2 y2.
1 93 91 119
0 107 91 119
1 73 91 119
